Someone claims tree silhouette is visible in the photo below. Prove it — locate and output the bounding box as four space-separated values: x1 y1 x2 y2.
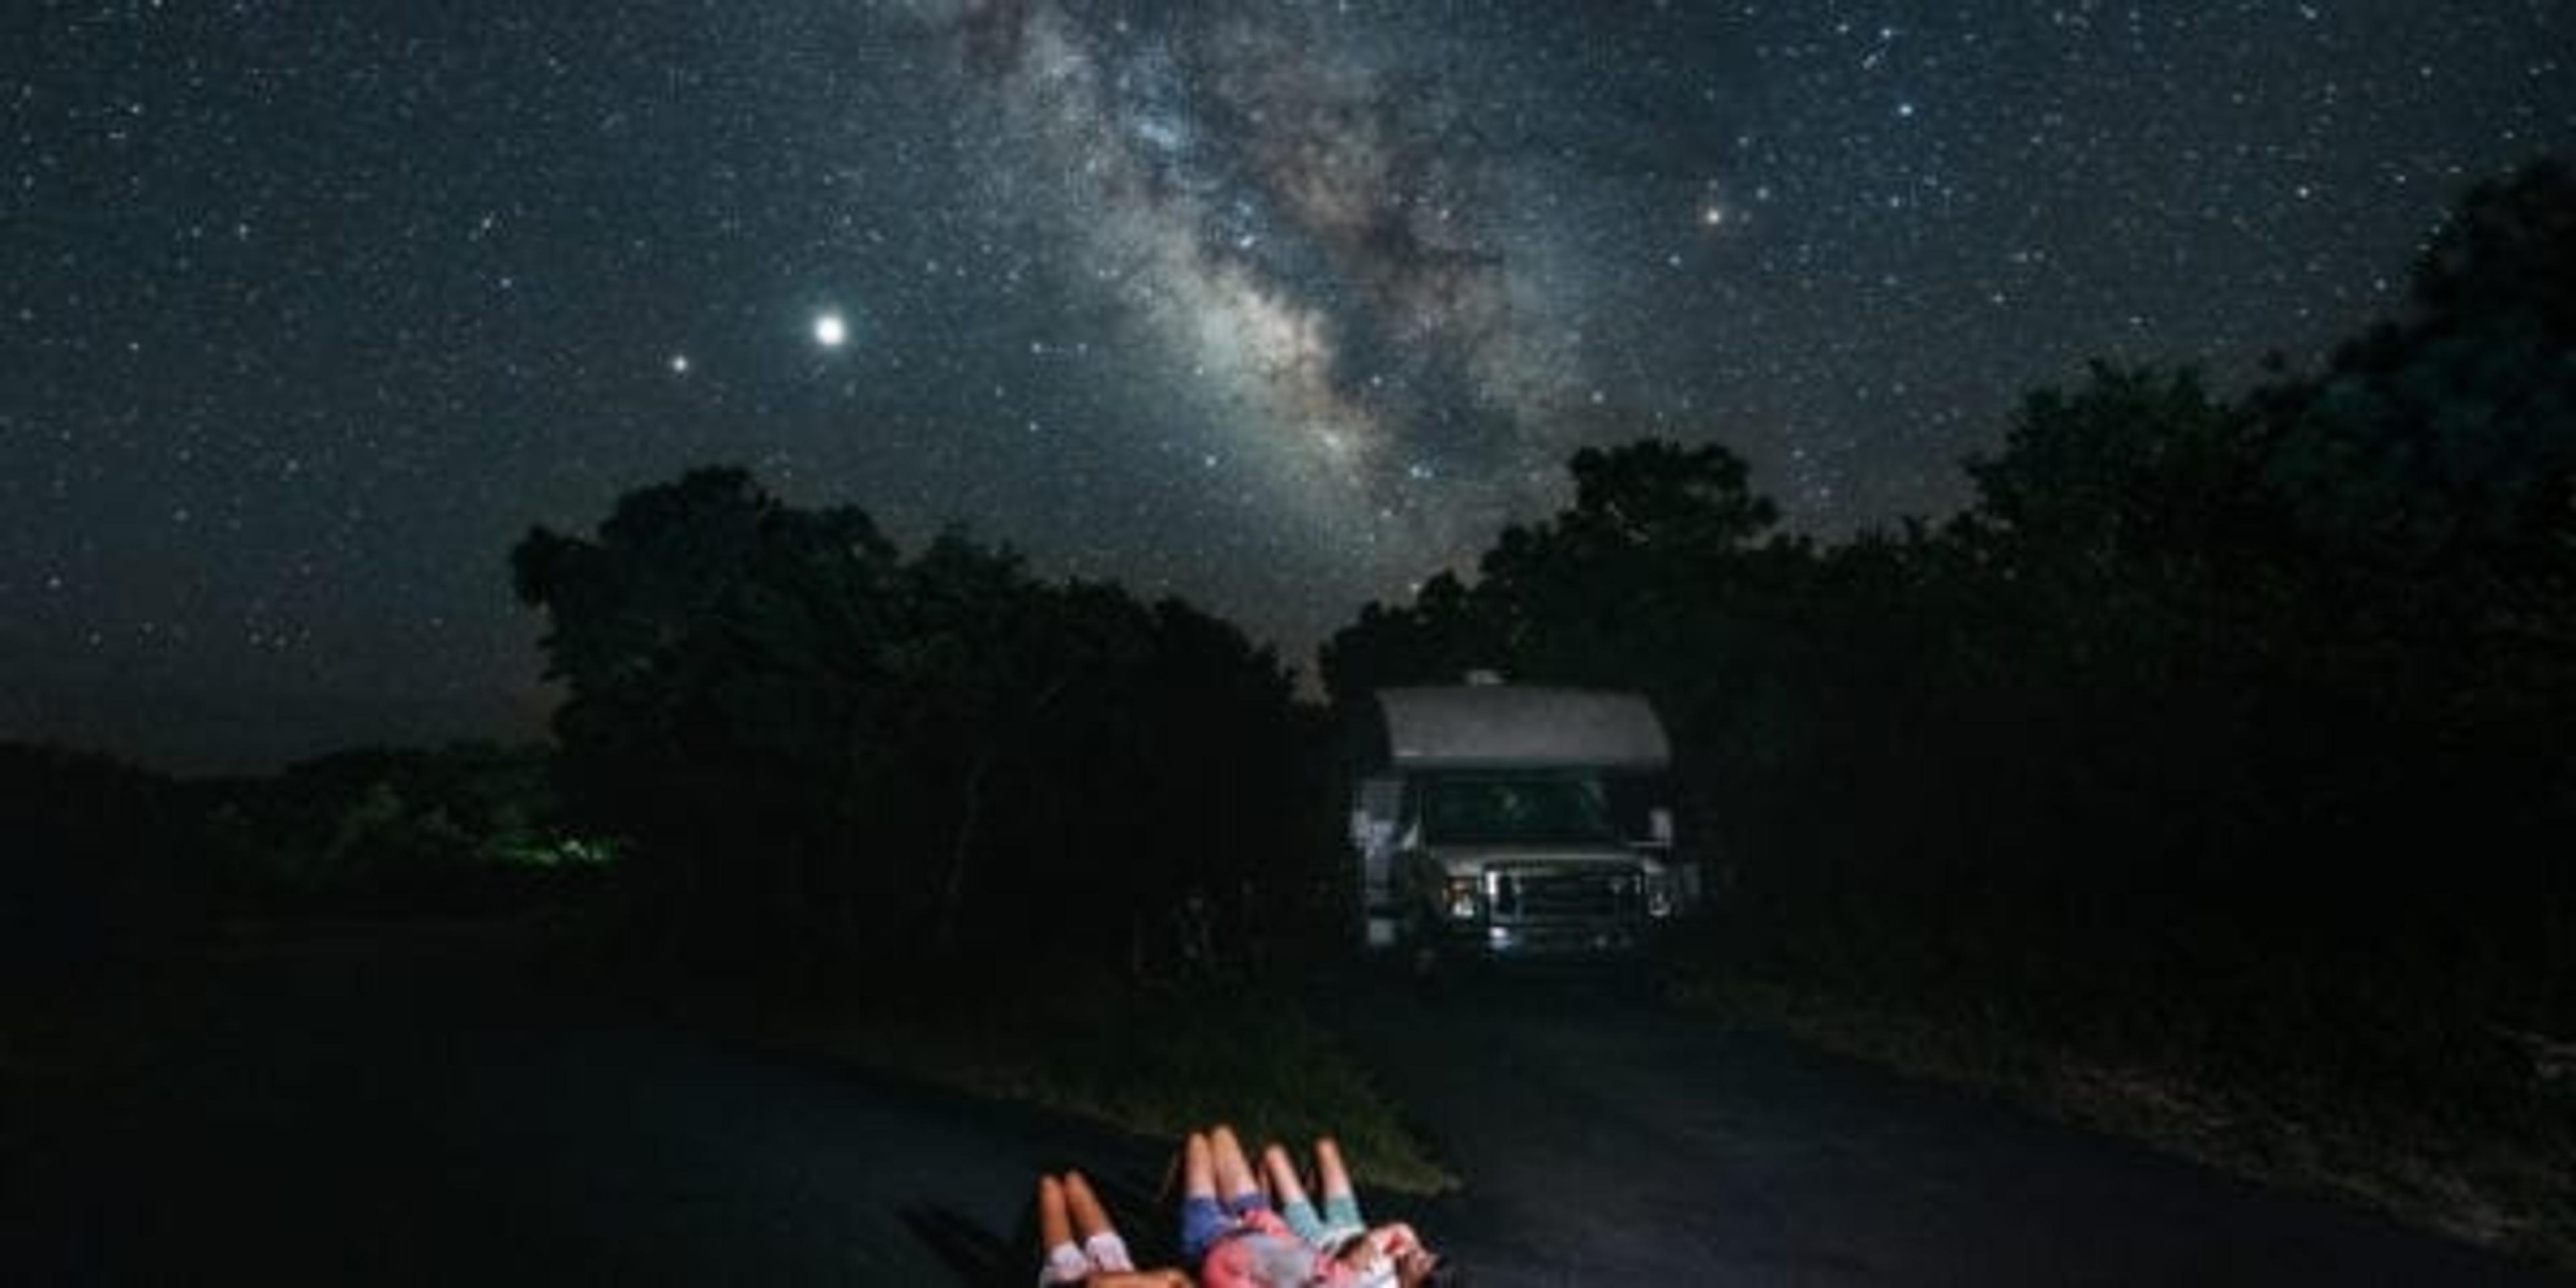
512 468 1316 976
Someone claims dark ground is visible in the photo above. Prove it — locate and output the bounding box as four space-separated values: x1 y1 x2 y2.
1322 971 2567 1285
7 925 2564 1286
6 922 1151 1285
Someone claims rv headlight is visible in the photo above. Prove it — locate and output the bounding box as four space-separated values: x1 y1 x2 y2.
1444 875 1483 921
1645 869 1676 918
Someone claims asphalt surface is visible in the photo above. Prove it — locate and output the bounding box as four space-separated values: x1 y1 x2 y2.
10 924 1162 1286
9 926 2565 1286
1320 971 2565 1287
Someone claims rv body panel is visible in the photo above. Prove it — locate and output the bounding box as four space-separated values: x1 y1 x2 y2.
1348 685 1695 961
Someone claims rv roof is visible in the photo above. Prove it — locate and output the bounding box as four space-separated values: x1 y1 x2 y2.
1376 686 1670 770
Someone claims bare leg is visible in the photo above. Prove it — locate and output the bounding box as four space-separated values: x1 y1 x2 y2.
1314 1137 1354 1206
1261 1143 1311 1210
1040 1175 1073 1251
1063 1171 1114 1242
1265 1140 1340 1248
1209 1124 1259 1207
1184 1132 1216 1201
1039 1175 1099 1287
1063 1169 1135 1272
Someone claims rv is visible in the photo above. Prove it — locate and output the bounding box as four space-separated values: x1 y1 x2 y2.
1348 683 1697 963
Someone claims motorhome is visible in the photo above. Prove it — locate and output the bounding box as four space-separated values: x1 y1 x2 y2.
1347 683 1697 962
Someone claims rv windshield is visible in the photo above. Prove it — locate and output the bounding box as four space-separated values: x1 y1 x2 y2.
1419 777 1621 846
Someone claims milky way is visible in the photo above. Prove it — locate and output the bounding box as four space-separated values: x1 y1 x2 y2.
3 1 2569 767
935 0 1584 574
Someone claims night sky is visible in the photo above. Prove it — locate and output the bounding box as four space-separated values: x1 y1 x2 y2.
6 1 2569 769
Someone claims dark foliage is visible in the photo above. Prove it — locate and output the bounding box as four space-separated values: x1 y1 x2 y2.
512 468 1323 980
0 737 584 947
1326 160 2576 1099
0 743 201 969
193 741 584 914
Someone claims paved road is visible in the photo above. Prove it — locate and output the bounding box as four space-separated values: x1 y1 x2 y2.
9 924 1164 1286
1322 972 2563 1286
10 928 2564 1285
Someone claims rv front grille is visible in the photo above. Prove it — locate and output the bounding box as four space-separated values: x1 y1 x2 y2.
1492 867 1641 925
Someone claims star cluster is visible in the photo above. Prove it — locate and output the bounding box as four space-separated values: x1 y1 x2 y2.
3 0 2568 767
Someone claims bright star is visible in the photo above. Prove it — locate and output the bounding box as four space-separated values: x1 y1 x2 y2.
669 354 691 374
814 311 848 347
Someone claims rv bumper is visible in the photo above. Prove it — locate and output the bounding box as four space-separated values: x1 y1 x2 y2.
1444 918 1651 958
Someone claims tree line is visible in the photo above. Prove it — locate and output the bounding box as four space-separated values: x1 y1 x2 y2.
1322 162 2574 1082
0 739 588 971
510 488 1326 980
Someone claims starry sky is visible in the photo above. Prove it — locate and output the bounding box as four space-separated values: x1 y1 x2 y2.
5 1 2570 769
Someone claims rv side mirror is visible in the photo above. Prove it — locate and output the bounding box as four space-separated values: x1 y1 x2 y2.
1351 775 1403 853
1648 807 1674 845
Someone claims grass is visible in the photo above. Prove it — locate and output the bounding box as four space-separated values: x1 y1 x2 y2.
1667 948 2576 1273
667 953 1456 1196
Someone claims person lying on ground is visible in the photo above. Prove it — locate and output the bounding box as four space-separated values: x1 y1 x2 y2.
1036 1171 1191 1287
1179 1125 1277 1266
1260 1136 1446 1287
1261 1136 1367 1252
1185 1125 1460 1288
